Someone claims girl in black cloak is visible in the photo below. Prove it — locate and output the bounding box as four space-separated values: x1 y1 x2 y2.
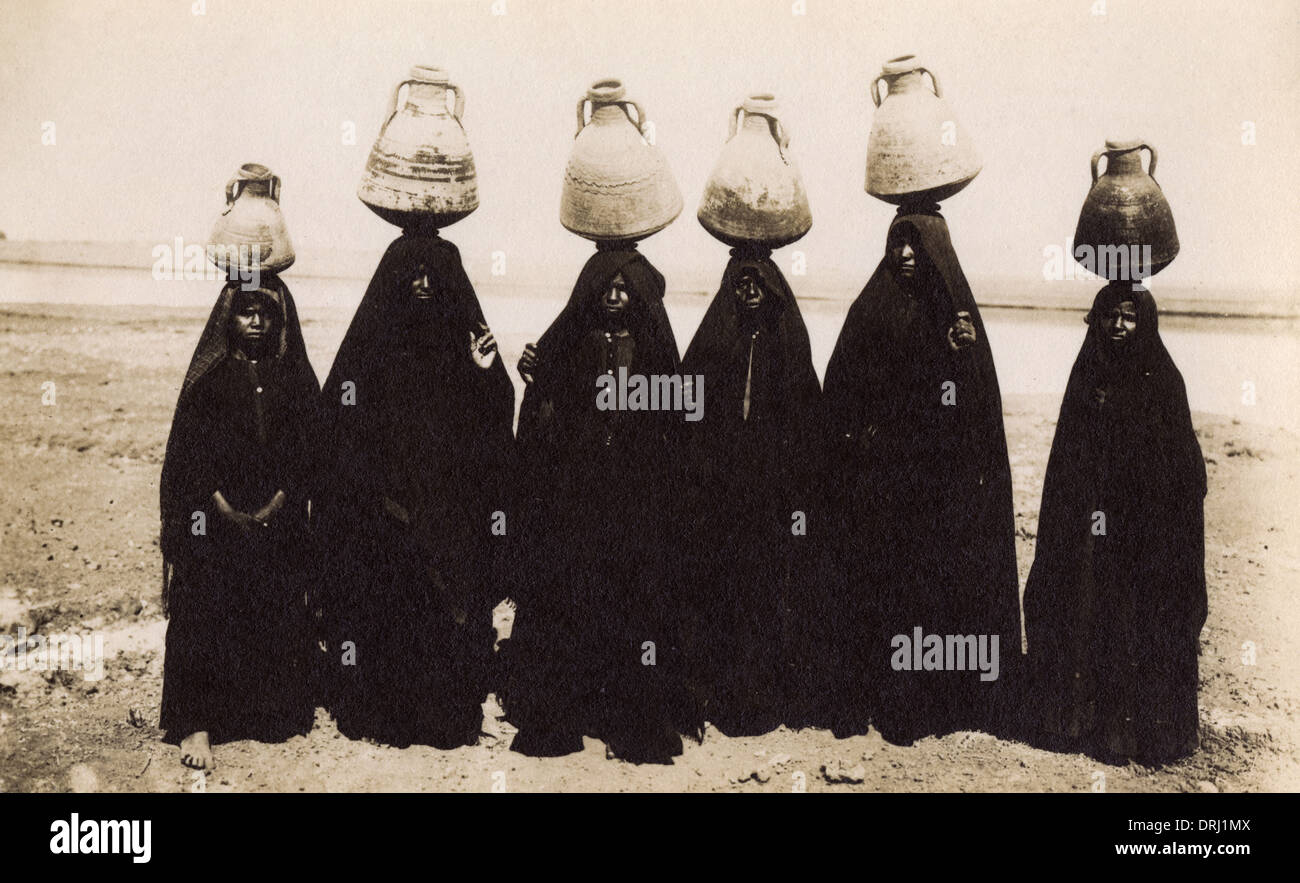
1024 282 1206 764
314 231 515 749
505 241 695 763
159 278 320 769
678 247 827 734
822 207 1021 743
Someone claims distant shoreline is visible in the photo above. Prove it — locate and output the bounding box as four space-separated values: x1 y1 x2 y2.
1 239 1295 320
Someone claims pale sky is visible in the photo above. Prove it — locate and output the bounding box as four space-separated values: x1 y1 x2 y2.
1 0 1296 294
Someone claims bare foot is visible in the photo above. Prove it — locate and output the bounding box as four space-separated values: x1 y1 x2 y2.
180 731 213 770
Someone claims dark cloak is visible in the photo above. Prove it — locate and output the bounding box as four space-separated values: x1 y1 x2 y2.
678 251 828 733
504 243 695 762
1023 283 1206 763
159 277 320 743
822 209 1022 740
314 232 515 748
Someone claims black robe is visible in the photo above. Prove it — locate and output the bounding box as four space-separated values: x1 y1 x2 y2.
678 252 827 733
504 244 694 762
822 210 1022 740
1024 283 1207 763
314 232 515 748
159 277 319 743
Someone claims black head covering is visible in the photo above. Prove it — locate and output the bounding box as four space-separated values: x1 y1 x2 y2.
172 277 313 405
324 233 503 380
518 244 680 444
680 250 821 427
1060 281 1205 495
315 231 516 504
1082 281 1167 381
824 209 1010 483
537 244 677 374
159 276 318 611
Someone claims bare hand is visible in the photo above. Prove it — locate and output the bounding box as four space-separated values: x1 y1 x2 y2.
518 342 539 384
470 322 498 369
948 311 977 351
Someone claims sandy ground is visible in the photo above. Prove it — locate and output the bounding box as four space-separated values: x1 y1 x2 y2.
1 301 1297 793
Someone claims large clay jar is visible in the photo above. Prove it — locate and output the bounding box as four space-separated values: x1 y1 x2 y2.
698 93 812 249
1074 139 1179 279
357 65 478 230
560 78 682 241
207 163 295 275
865 55 982 205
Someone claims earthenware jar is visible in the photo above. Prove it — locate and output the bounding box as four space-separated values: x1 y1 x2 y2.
207 163 295 275
865 55 982 205
358 65 479 230
698 93 812 248
560 78 682 241
1074 139 1179 279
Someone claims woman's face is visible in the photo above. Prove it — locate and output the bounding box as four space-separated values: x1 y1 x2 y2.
1103 300 1138 346
887 229 919 282
602 274 631 318
230 293 277 354
734 271 765 312
410 264 435 300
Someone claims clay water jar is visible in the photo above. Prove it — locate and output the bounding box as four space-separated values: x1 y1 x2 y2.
358 65 479 230
560 78 682 241
207 163 296 275
1074 139 1179 279
865 55 982 205
698 93 812 248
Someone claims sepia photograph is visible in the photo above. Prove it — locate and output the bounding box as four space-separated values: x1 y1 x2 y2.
0 0 1295 862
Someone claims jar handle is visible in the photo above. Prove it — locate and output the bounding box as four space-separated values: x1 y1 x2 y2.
621 100 647 134
446 81 465 122
872 67 942 107
576 97 648 136
575 97 589 136
268 175 281 203
225 177 242 205
1089 148 1105 184
733 107 791 158
918 66 942 98
1139 141 1158 180
728 105 744 139
870 75 885 108
385 79 418 130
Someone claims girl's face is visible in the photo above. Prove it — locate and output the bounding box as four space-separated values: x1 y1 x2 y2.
1103 300 1138 346
230 293 277 354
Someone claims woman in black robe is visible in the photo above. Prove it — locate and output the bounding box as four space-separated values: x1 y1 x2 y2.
678 248 826 734
314 231 515 748
504 241 695 763
159 278 320 768
1024 282 1206 764
822 208 1021 742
